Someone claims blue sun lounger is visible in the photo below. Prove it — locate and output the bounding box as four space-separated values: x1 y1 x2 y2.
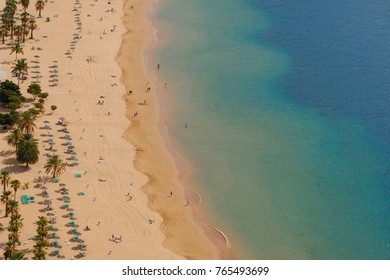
21 195 29 205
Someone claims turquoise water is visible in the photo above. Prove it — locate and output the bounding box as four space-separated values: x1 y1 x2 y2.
153 0 390 259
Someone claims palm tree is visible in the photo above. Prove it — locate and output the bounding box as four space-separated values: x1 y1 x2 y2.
34 216 49 259
29 19 37 39
44 155 66 178
20 12 30 24
18 111 36 134
20 0 30 12
8 18 16 40
32 240 47 260
10 179 21 200
36 215 48 232
11 58 28 85
22 182 30 189
0 170 11 192
9 251 27 259
0 25 9 44
35 0 46 18
4 1 17 16
10 43 24 60
13 24 22 43
16 133 39 167
21 23 29 43
7 224 20 243
3 241 16 260
2 13 16 40
1 190 12 215
6 199 19 217
10 213 23 228
36 228 49 245
6 128 23 152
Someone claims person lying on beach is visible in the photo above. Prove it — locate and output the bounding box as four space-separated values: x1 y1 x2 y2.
110 236 122 243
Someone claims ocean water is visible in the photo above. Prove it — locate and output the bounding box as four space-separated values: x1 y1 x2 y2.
153 0 390 259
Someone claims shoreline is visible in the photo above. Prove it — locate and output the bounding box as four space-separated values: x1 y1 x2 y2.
145 0 235 259
118 0 233 259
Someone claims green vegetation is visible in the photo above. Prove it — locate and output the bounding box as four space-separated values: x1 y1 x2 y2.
0 111 20 126
17 111 36 134
16 133 39 167
27 82 41 100
0 79 24 110
11 58 28 85
33 216 49 260
1 169 11 192
10 42 23 60
45 155 66 178
6 128 23 152
35 0 45 18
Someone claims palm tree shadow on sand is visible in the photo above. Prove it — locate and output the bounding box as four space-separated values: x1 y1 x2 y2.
0 150 14 157
0 160 29 174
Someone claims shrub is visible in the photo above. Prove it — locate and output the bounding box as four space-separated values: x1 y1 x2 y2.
38 92 48 99
28 108 40 116
34 103 44 109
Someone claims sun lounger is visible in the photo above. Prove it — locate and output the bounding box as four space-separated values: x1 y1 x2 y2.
67 221 76 227
75 174 82 178
78 192 85 196
53 178 59 183
21 195 29 205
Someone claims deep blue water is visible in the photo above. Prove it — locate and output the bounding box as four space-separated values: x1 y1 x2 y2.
255 0 390 153
154 0 390 259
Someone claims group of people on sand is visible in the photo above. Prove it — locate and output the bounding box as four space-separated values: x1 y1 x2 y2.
126 193 133 201
110 235 122 243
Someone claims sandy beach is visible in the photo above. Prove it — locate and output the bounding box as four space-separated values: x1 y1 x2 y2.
0 0 224 259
